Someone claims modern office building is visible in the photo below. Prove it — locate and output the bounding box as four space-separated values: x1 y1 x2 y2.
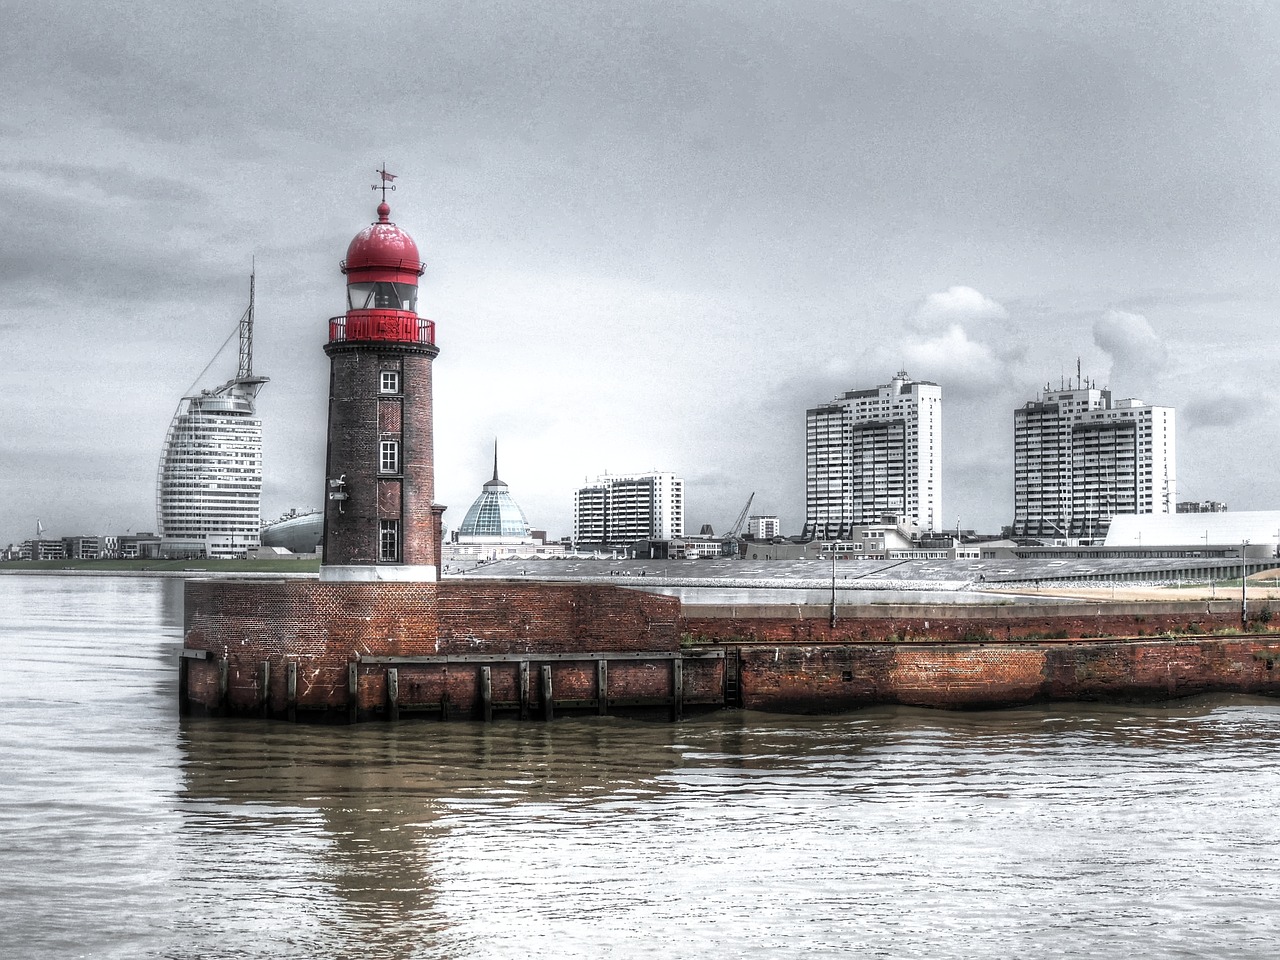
1013 382 1175 540
747 515 782 540
19 539 65 561
572 472 684 546
804 371 942 538
156 274 269 559
62 536 100 560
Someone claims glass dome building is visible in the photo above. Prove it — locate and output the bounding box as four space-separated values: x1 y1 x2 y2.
457 446 533 542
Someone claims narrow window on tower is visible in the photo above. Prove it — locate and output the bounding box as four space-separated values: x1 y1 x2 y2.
379 520 399 562
380 370 400 394
379 439 400 474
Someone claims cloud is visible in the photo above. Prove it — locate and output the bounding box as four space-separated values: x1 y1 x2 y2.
1092 309 1169 384
1182 390 1275 432
902 324 1004 388
910 286 1009 331
879 287 1024 400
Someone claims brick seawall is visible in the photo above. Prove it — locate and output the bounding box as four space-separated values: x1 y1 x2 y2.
733 638 1280 712
181 580 1280 720
681 599 1273 644
182 578 691 720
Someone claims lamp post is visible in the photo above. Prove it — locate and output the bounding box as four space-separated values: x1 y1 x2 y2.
1242 539 1250 629
829 541 840 630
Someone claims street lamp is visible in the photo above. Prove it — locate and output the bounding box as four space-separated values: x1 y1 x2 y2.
829 541 840 629
1242 539 1250 628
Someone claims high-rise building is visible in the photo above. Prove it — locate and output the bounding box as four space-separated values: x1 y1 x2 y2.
804 371 942 538
1013 383 1176 539
156 274 268 559
572 472 684 545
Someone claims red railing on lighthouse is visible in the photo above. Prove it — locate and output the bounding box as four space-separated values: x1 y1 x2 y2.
329 311 435 345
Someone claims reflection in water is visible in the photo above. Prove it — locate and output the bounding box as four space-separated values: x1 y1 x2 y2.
174 717 699 956
4 575 1280 960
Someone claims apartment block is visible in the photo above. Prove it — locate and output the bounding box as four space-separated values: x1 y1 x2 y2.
572 472 684 546
747 516 781 540
1014 385 1175 539
805 371 942 538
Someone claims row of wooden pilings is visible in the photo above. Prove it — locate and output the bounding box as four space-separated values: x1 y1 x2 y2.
179 649 731 722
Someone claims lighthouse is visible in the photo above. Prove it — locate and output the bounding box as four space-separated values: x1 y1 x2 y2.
320 180 445 581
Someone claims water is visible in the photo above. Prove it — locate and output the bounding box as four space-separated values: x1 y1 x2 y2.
3 575 1279 959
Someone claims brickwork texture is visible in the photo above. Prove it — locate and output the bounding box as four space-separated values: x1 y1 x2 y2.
183 579 1280 719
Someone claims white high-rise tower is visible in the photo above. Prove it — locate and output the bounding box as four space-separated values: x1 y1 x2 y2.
805 371 942 538
1013 380 1175 539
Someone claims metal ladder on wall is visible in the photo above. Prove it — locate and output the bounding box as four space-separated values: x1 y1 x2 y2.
723 648 741 709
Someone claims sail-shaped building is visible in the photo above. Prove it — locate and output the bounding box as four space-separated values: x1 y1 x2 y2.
156 275 269 559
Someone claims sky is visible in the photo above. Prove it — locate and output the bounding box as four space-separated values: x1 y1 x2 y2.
2 0 1279 546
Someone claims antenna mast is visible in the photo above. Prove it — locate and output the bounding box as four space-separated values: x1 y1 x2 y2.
237 265 255 380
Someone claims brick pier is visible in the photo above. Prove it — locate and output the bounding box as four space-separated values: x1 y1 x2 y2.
180 580 1280 720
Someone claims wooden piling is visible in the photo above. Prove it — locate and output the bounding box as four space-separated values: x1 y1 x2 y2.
519 660 530 720
386 667 399 722
480 666 493 722
259 660 271 718
217 657 229 716
286 661 297 722
597 659 608 716
672 656 683 721
178 656 189 716
347 662 359 724
541 664 553 722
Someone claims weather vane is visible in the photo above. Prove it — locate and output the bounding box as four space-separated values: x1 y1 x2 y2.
372 164 397 201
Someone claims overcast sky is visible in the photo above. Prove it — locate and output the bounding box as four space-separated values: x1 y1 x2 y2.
2 0 1279 545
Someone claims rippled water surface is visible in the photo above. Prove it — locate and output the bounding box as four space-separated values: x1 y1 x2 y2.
3 575 1280 959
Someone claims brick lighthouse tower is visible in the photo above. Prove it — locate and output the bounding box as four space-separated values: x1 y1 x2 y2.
321 173 445 581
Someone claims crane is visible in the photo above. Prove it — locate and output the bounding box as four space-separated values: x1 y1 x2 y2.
725 492 755 541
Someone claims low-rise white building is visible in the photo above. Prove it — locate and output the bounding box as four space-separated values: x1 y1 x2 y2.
1105 511 1280 556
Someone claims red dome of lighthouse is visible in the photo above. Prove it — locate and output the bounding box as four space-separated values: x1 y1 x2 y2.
329 194 436 348
342 202 425 280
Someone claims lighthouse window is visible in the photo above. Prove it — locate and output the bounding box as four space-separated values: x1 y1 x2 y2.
348 282 417 312
379 520 399 562
379 440 400 474
380 371 400 394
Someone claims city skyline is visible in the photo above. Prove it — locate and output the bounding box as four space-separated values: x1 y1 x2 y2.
3 2 1279 545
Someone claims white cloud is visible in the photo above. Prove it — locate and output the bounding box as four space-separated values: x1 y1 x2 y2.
1092 309 1169 385
902 324 1004 387
911 286 1009 331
